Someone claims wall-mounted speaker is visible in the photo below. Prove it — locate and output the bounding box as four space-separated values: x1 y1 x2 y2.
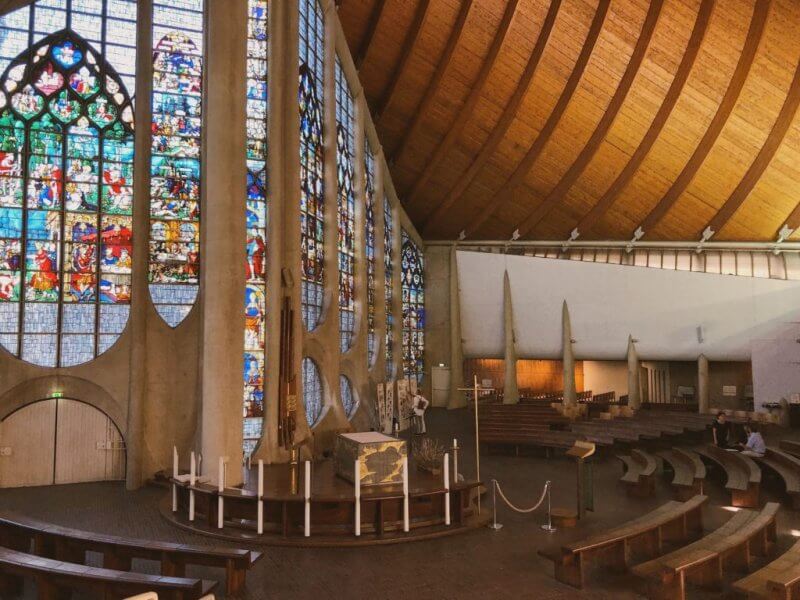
697 325 705 344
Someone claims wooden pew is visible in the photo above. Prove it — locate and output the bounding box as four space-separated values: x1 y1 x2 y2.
0 512 261 595
538 495 707 588
752 448 800 509
733 537 800 598
657 448 706 500
779 439 800 459
632 502 779 600
694 444 761 508
618 449 657 497
0 546 217 600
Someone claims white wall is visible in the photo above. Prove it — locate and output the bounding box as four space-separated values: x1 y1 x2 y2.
751 323 800 409
583 361 629 397
458 251 800 362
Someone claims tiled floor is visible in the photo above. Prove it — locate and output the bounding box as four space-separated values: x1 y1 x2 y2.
3 408 800 599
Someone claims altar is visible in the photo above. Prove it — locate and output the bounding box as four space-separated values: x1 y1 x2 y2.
334 432 407 486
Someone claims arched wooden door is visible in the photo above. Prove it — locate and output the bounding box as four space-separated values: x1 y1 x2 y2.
0 398 125 488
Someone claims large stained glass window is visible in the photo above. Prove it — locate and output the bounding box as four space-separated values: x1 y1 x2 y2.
149 0 203 328
340 374 357 419
383 195 394 380
365 139 376 368
401 231 424 383
302 356 322 427
243 0 268 457
299 0 324 332
335 57 355 353
0 1 136 368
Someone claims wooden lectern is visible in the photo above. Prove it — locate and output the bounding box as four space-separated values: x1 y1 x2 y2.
566 441 595 520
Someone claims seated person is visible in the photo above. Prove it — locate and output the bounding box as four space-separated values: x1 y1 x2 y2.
712 413 731 448
738 424 766 457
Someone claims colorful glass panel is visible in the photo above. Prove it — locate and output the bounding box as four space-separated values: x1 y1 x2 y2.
402 231 425 383
299 0 324 332
149 0 203 328
340 374 356 419
335 57 355 353
384 195 394 380
0 15 135 368
303 356 322 427
365 138 376 368
243 0 268 457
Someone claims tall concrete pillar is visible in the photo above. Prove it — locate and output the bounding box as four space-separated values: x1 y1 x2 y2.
125 0 153 490
502 271 519 405
200 0 248 486
447 246 466 409
626 335 640 410
562 300 577 408
698 354 709 414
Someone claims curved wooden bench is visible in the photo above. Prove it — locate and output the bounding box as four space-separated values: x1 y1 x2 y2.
733 537 800 598
0 546 216 600
619 450 657 497
752 448 800 509
779 439 800 458
658 448 706 501
538 495 707 589
632 502 779 600
695 444 761 508
0 512 261 595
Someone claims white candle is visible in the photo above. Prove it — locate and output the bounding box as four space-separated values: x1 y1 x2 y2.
172 446 178 478
190 452 196 486
258 459 264 498
444 453 451 526
218 457 224 493
171 446 178 512
453 438 459 482
354 459 361 537
402 455 409 532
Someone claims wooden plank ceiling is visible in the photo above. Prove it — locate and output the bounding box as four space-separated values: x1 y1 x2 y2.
338 0 800 242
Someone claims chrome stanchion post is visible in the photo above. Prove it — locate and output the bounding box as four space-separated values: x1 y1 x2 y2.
541 481 556 533
488 479 503 531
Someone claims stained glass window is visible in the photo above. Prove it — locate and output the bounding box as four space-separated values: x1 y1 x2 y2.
340 374 357 419
299 0 324 332
302 356 322 427
384 195 394 380
402 231 425 383
149 0 203 328
0 1 136 368
365 139 376 368
243 0 268 457
335 57 355 353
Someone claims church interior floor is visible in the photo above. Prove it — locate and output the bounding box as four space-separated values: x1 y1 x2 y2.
4 408 800 599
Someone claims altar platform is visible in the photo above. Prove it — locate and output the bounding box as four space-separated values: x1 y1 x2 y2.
163 459 485 547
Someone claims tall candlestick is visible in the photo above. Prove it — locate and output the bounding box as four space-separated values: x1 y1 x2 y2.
402 455 409 532
218 457 224 493
444 453 451 526
190 452 196 485
257 459 264 535
304 461 311 537
354 459 361 537
171 446 178 512
453 438 459 483
172 446 178 478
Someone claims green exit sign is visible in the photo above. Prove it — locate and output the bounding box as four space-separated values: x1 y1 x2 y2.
51 392 63 398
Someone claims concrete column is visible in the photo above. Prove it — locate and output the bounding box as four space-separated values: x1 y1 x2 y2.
447 246 466 409
698 354 709 414
562 300 577 408
125 0 153 490
200 0 248 485
502 271 519 405
626 335 640 410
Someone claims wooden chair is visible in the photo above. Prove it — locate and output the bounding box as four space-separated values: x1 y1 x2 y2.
0 512 262 595
657 448 706 501
618 449 657 497
539 495 707 588
779 439 800 459
695 444 761 507
0 546 217 600
632 502 779 600
751 448 800 509
733 537 800 598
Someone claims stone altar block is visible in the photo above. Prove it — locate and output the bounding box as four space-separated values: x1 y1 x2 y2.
335 432 407 486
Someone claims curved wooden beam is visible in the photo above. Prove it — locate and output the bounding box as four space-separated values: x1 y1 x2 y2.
704 55 800 238
636 0 770 238
355 0 388 70
389 0 474 165
466 0 611 237
375 0 432 122
573 0 714 239
419 0 562 235
515 0 665 238
404 0 521 213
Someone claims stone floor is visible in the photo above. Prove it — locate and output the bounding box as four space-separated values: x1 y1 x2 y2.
3 408 800 599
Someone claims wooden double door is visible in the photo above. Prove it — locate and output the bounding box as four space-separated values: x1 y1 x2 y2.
0 398 125 488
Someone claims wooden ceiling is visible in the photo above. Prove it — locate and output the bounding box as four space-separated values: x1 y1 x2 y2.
338 0 800 242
